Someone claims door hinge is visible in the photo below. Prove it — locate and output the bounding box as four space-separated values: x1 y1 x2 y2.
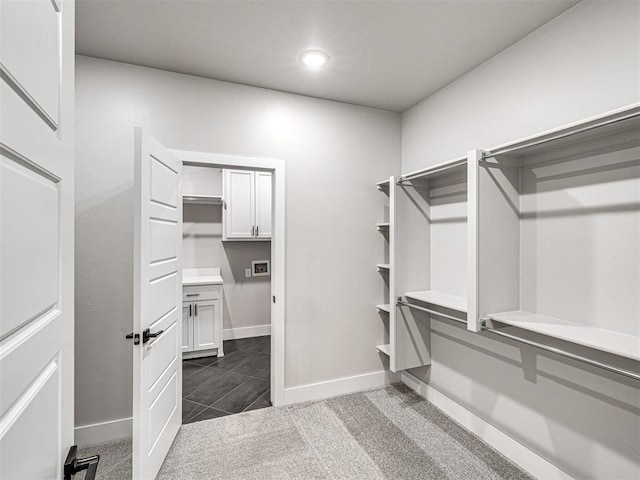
272 296 276 303
125 332 140 345
64 445 99 480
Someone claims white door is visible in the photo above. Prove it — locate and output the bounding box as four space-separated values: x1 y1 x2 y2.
224 169 254 239
193 300 218 351
255 171 272 239
0 0 75 479
182 304 192 352
133 128 183 480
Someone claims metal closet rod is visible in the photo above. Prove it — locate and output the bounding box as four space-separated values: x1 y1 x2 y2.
481 322 640 382
481 111 640 160
396 299 466 325
397 157 467 184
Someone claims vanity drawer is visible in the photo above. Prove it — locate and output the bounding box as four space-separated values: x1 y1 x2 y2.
182 284 221 302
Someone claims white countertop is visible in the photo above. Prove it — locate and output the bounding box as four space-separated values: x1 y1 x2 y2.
183 268 223 286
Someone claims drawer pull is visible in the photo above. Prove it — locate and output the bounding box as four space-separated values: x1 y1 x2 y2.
186 293 200 297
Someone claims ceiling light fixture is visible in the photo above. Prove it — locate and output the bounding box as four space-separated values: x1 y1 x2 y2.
300 50 328 68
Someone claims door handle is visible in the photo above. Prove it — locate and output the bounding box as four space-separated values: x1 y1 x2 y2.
251 225 255 237
256 225 259 236
195 303 198 316
189 304 192 317
64 445 99 480
125 332 140 345
142 328 164 345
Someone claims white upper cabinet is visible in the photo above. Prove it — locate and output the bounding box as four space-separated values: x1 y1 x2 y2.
223 169 272 240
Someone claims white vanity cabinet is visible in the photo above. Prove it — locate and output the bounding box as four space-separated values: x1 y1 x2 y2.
182 269 224 358
223 169 272 240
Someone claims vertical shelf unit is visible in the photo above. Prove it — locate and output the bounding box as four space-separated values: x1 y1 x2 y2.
375 177 392 357
468 104 640 367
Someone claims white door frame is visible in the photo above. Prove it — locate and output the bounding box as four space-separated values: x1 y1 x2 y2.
172 149 286 406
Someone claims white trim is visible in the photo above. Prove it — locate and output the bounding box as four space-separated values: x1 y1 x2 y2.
400 372 575 480
223 324 271 340
172 149 286 407
74 417 132 447
283 370 401 405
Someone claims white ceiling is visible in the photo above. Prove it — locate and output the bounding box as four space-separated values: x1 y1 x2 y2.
76 0 580 112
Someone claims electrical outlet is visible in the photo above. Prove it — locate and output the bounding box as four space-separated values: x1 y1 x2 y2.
245 268 252 278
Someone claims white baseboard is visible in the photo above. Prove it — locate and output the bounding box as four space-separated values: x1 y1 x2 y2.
400 372 574 480
74 417 132 447
223 324 271 340
283 370 401 405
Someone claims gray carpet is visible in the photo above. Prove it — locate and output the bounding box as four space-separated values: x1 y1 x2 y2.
78 384 531 479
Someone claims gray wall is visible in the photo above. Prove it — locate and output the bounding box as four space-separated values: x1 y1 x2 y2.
75 57 400 428
401 1 640 479
182 166 271 331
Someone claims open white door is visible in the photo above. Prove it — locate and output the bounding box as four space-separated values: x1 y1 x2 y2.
133 128 183 479
0 0 75 479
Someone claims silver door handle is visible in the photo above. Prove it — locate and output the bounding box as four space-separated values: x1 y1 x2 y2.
186 293 200 297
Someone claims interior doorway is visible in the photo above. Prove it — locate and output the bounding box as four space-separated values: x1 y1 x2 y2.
173 149 285 418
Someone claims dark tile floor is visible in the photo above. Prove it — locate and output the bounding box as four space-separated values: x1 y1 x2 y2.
182 335 271 424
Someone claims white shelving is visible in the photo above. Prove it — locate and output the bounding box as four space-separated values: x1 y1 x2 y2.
376 179 390 194
376 344 391 356
487 311 640 362
376 263 390 271
404 290 467 313
397 156 467 184
376 304 390 314
183 194 223 205
376 222 390 231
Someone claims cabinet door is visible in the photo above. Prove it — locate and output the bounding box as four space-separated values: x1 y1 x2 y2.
255 171 272 239
223 169 255 239
193 300 220 351
182 303 193 352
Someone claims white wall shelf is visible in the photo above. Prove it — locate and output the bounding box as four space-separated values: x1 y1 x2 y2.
376 344 391 356
376 222 390 231
397 156 467 184
404 290 467 313
467 103 640 372
376 304 390 314
487 311 640 362
183 194 223 205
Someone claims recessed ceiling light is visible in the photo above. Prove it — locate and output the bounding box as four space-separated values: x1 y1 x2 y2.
300 50 328 68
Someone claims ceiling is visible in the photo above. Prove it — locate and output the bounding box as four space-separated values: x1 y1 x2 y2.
76 0 580 112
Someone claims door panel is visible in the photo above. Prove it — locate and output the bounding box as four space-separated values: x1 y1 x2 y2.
255 171 272 238
0 360 60 480
0 157 59 337
0 0 61 126
133 128 182 480
193 300 217 351
0 0 73 478
224 169 254 238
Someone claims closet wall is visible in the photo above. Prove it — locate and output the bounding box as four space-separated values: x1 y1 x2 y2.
400 1 640 479
75 57 400 431
182 166 271 333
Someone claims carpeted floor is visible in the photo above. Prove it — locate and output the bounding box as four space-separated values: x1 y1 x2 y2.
78 384 532 479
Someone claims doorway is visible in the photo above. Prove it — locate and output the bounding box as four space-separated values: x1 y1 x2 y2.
173 149 285 419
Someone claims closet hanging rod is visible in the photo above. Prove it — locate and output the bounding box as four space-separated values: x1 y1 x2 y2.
481 111 640 161
481 321 640 382
397 299 466 325
397 157 467 184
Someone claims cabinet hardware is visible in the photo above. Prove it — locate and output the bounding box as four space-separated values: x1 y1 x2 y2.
256 225 259 236
189 304 192 317
125 332 140 345
64 445 99 480
195 303 198 316
142 328 164 345
251 225 255 237
186 293 200 297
